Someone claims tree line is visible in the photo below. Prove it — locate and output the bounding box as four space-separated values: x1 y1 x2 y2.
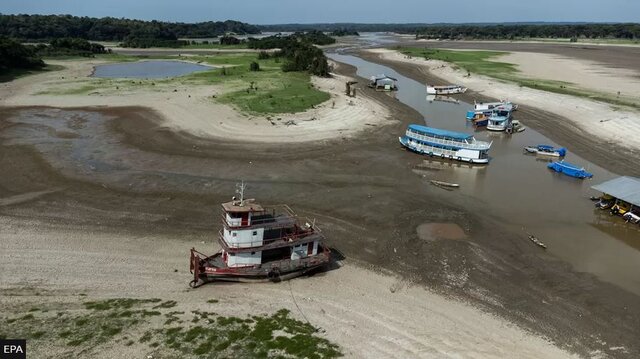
416 23 640 40
0 36 44 74
247 32 334 77
259 23 424 33
331 29 360 37
0 35 113 75
0 14 260 41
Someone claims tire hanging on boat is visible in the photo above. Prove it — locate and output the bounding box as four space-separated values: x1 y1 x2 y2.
268 267 281 281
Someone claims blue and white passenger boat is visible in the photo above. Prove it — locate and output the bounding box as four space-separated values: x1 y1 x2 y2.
474 100 518 112
486 109 513 131
547 160 593 179
399 124 492 164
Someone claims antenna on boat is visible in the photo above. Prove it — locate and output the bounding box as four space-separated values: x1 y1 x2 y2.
235 181 246 206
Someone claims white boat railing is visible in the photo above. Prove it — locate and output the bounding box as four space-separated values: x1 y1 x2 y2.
406 131 491 150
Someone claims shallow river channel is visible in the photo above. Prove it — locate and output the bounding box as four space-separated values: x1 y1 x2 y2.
328 51 640 294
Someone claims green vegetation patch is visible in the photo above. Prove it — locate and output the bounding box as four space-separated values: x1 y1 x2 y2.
142 308 341 359
1 299 340 358
182 53 330 114
399 48 515 77
32 50 330 114
84 298 161 310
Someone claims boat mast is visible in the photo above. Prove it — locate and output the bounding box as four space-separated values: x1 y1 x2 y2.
236 181 246 206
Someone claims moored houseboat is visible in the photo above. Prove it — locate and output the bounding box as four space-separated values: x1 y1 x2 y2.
369 74 398 91
189 185 330 287
591 176 640 223
426 84 467 95
486 108 513 131
399 124 492 164
474 100 518 112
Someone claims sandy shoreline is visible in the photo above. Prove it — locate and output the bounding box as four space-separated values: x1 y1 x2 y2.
0 58 391 144
497 51 640 103
0 216 577 358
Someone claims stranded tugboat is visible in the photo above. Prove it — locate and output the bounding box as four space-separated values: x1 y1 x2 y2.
189 183 331 287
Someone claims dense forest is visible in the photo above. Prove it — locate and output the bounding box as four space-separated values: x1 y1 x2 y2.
247 32 333 77
0 36 44 74
331 29 360 37
0 14 260 41
247 31 335 49
261 22 640 40
35 38 108 57
415 23 640 40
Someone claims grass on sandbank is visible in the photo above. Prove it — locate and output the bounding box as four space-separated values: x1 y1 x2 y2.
397 47 640 109
183 53 331 114
35 52 330 114
1 298 341 358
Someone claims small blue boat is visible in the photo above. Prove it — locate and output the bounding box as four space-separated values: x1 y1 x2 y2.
465 110 489 127
524 144 567 157
547 160 593 179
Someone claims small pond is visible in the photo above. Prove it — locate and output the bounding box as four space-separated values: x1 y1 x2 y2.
92 60 214 79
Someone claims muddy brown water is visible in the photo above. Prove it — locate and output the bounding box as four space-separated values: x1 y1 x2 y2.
1 55 640 356
329 52 640 295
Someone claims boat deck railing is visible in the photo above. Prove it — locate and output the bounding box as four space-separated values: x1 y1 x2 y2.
219 229 324 251
407 131 491 150
222 204 297 229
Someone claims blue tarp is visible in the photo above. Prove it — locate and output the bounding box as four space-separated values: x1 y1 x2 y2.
407 124 472 141
547 161 593 179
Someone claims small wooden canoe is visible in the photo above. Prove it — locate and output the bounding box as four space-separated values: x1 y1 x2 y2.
528 235 547 249
430 180 460 188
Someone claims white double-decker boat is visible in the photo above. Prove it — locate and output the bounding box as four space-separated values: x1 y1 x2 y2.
399 124 492 164
426 84 467 95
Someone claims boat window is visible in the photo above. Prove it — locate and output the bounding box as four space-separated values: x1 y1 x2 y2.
232 232 237 237
252 231 257 235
